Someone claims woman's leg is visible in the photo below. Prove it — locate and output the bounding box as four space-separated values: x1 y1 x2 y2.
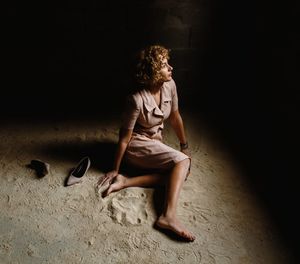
156 158 195 241
102 159 195 241
102 173 165 197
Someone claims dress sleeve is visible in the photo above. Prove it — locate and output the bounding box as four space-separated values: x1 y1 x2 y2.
171 80 179 112
121 94 140 130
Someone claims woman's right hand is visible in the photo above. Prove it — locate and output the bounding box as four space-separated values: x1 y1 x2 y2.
97 170 118 187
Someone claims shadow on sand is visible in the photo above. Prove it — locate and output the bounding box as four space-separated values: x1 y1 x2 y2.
38 140 117 173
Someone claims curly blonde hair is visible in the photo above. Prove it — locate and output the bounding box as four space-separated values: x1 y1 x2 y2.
135 45 170 87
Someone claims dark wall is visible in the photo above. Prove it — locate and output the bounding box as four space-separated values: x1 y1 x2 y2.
2 1 210 117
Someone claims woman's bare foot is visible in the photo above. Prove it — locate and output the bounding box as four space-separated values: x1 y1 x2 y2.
102 174 127 197
156 215 195 242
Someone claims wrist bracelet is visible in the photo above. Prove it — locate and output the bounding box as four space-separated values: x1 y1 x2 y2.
180 142 188 150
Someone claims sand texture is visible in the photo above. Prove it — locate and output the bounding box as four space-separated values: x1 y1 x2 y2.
0 114 294 264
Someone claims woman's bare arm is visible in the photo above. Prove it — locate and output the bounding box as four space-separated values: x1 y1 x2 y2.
112 128 133 172
97 127 133 186
169 110 187 144
169 110 190 156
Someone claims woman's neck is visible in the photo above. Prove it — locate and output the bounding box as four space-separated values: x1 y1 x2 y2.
149 82 163 94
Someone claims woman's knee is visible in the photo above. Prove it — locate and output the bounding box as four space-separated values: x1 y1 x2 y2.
178 158 190 172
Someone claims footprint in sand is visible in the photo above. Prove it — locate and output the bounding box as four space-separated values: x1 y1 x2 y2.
107 189 148 225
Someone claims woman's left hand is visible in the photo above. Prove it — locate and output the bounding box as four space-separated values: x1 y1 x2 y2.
97 170 118 187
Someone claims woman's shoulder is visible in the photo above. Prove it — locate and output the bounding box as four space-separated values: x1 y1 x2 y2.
125 90 143 108
170 78 176 85
163 78 176 90
163 79 177 97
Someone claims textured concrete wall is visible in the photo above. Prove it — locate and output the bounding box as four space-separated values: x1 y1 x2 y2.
2 1 299 118
3 1 211 114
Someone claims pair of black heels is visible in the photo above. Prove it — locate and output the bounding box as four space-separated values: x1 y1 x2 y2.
66 156 91 186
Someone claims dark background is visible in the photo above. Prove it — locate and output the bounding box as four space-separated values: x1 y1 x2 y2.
2 0 300 259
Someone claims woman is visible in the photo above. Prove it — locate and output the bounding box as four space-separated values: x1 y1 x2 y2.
98 45 195 242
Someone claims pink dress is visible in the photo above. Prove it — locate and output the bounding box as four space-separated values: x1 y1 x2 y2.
122 79 189 171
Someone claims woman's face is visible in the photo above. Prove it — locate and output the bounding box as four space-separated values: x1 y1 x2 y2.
158 57 173 82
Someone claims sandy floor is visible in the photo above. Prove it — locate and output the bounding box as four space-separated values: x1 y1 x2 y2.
0 113 294 263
